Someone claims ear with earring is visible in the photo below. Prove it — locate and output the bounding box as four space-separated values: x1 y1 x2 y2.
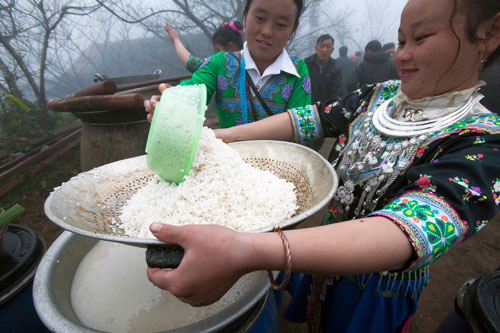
479 51 488 72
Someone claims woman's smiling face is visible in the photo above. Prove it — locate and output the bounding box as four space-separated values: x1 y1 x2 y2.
395 0 482 99
243 0 298 73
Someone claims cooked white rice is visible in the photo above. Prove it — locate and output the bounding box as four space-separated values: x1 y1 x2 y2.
118 127 298 238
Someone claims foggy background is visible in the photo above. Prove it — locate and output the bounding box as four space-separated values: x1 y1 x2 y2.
0 0 408 117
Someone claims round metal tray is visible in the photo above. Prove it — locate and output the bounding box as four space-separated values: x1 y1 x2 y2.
44 140 338 246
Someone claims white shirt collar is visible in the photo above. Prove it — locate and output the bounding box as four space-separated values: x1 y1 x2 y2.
242 42 300 80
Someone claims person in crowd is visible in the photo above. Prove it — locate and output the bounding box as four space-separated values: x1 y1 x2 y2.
303 34 342 151
353 51 363 64
383 42 396 58
347 39 399 91
304 34 343 104
164 21 244 73
336 45 356 95
146 0 311 130
146 0 500 332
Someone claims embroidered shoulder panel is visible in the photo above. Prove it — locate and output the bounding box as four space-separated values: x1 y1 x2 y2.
335 81 401 154
432 114 500 137
221 52 240 95
216 53 303 126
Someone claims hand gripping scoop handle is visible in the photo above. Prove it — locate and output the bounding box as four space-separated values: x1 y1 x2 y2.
145 84 207 184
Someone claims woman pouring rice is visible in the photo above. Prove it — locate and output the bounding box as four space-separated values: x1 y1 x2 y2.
145 0 311 129
145 0 500 331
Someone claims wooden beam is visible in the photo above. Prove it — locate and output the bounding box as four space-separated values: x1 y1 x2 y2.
0 137 80 197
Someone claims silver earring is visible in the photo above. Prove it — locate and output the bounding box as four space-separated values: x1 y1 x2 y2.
479 53 488 72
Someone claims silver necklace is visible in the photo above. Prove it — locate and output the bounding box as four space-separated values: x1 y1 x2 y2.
372 95 480 137
333 94 478 218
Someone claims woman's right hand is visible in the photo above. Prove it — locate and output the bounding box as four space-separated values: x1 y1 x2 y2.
146 223 250 306
144 83 171 123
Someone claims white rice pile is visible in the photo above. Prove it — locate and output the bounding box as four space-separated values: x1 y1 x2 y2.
118 127 298 238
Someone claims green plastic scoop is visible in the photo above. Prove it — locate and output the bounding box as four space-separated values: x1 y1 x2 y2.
145 84 207 184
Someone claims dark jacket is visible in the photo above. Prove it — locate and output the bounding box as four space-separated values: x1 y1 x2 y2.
304 54 343 104
335 55 356 95
347 51 399 92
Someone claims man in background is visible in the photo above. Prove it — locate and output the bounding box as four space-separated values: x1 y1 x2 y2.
304 34 343 151
347 40 399 91
383 42 396 58
336 46 356 95
304 34 343 104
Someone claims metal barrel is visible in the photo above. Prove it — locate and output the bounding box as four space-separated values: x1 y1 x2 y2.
80 119 149 171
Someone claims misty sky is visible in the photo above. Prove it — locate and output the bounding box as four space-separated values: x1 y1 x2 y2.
322 0 408 56
132 0 409 58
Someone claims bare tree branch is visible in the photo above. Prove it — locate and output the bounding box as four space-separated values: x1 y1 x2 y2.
0 0 104 128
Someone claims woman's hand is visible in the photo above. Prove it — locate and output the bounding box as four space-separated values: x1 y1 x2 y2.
144 95 160 123
146 223 249 306
213 128 236 143
144 84 171 123
164 22 180 44
163 22 191 67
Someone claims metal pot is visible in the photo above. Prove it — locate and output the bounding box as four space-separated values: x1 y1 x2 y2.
33 231 272 333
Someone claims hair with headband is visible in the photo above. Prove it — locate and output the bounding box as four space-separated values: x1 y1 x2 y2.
213 21 244 50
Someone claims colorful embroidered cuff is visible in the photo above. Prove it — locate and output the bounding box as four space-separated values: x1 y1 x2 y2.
369 190 468 271
186 55 203 73
287 104 324 145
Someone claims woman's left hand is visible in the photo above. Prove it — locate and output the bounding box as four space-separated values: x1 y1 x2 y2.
144 84 171 123
213 128 236 142
146 223 249 306
164 22 180 44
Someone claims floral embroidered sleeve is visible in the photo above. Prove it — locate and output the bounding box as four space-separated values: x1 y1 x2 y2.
186 55 206 73
288 104 323 144
287 83 379 145
369 128 500 271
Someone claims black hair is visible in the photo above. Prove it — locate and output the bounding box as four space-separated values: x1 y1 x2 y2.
212 21 244 50
316 34 334 46
339 46 348 56
456 0 500 68
382 42 396 51
365 40 382 53
243 0 304 28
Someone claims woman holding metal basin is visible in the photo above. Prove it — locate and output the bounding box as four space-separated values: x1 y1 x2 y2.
145 0 500 331
145 0 312 130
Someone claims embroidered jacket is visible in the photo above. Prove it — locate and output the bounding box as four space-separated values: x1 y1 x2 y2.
288 80 500 272
180 51 312 128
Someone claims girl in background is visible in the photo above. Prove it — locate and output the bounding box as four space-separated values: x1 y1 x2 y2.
164 21 244 73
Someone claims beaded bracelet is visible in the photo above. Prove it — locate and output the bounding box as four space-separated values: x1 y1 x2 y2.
267 226 292 291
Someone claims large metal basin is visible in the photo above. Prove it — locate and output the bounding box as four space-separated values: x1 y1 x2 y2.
32 231 271 332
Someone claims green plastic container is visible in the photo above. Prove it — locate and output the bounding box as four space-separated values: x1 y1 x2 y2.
145 84 207 184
